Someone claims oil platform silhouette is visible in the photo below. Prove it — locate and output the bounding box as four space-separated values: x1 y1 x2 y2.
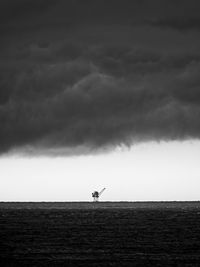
92 188 106 202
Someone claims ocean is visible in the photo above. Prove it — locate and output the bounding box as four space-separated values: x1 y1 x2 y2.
0 202 200 266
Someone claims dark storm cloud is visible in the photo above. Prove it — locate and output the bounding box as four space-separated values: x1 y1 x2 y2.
1 0 200 155
150 18 200 31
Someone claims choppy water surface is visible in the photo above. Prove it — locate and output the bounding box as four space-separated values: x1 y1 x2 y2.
1 202 200 266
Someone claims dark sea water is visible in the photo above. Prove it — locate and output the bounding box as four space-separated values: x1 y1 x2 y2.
1 202 200 266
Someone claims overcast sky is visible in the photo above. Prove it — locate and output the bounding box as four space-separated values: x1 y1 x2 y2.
1 0 200 200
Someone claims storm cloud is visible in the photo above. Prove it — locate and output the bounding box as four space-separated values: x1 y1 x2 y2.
1 0 200 155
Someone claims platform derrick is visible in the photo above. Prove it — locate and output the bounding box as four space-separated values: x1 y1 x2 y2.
92 188 106 202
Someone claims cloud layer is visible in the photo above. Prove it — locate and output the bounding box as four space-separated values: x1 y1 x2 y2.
1 0 200 155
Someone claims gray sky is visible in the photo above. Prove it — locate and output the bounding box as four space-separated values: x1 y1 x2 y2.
0 1 200 200
1 141 200 201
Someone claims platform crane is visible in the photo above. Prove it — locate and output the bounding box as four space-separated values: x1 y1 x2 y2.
92 188 106 202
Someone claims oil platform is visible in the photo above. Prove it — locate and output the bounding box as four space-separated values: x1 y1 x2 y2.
92 188 106 202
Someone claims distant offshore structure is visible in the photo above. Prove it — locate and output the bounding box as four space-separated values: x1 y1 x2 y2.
92 188 106 202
